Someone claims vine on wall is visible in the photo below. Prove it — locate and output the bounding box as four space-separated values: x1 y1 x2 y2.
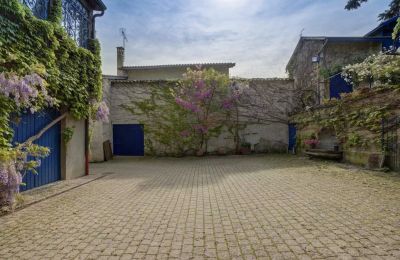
0 0 105 210
122 68 237 156
293 54 400 151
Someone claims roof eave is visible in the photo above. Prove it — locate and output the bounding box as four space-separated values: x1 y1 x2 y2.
122 63 236 70
364 16 399 37
87 0 107 11
286 37 326 72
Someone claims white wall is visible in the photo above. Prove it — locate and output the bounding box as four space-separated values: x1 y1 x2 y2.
62 115 85 179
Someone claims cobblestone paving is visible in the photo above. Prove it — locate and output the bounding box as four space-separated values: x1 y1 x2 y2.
1 155 400 259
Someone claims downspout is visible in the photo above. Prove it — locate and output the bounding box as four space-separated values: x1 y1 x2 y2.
85 10 105 176
315 38 328 105
91 10 105 39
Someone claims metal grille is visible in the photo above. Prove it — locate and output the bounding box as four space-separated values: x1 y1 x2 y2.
20 0 50 19
382 116 400 171
61 0 90 48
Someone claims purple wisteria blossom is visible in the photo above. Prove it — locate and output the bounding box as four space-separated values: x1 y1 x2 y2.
194 89 212 101
0 73 57 112
193 124 208 134
175 97 201 113
222 99 234 109
195 80 205 89
96 101 110 122
0 167 9 186
0 163 22 206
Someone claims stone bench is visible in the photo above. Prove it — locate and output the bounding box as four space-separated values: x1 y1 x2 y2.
305 148 343 160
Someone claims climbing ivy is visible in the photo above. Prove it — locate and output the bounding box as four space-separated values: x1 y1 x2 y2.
0 0 103 210
0 0 103 148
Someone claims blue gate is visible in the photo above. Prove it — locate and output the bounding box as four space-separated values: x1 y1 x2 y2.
329 74 353 99
12 109 61 191
113 124 144 156
288 123 296 153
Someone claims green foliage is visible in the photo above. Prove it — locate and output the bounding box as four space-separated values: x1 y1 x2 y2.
345 0 400 21
62 126 75 143
393 18 400 40
123 68 232 156
319 65 342 78
342 54 400 88
293 89 395 149
122 81 196 156
0 0 102 147
347 133 361 147
48 0 62 24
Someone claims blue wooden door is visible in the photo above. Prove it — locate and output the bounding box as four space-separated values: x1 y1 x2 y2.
288 123 296 153
12 109 61 191
113 124 144 156
330 74 353 99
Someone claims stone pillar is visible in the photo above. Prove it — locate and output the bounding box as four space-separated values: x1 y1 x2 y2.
117 47 125 76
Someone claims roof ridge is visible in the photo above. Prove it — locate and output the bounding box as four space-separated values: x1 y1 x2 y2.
122 62 236 70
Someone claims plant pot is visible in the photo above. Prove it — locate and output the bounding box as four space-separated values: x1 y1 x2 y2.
196 148 206 157
239 147 251 155
217 147 227 156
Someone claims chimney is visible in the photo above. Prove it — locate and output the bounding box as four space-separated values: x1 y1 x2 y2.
117 47 125 76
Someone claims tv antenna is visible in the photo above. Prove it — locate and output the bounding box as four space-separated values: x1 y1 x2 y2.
119 28 128 48
300 28 305 37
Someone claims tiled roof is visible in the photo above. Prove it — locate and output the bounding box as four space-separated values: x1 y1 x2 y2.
121 63 235 70
102 75 128 80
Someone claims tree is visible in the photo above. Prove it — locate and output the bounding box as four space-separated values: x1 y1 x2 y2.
345 0 400 21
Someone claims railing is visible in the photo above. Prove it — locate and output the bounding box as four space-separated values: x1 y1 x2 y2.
20 0 91 48
382 116 400 172
62 0 90 48
20 0 50 19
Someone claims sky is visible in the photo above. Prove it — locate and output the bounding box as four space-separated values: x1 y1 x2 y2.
96 0 390 78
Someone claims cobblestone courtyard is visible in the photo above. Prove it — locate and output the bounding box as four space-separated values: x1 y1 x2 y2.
1 155 400 259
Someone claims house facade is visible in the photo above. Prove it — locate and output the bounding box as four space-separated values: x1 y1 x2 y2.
286 17 399 108
10 0 106 190
287 17 400 170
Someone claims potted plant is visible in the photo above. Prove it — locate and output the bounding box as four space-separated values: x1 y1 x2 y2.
304 139 320 149
239 142 252 155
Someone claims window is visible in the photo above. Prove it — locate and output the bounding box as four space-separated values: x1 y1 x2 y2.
62 0 90 48
20 0 50 19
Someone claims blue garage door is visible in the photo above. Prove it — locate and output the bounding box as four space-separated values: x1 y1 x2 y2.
288 123 297 153
12 109 61 191
330 74 353 100
113 124 144 156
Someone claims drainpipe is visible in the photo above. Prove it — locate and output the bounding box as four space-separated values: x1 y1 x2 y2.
85 10 105 176
91 11 105 39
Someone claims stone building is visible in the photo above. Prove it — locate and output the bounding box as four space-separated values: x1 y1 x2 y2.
90 48 295 161
286 37 386 108
286 17 398 108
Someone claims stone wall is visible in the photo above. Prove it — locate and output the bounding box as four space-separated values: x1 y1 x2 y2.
90 77 295 159
287 38 381 108
292 88 400 168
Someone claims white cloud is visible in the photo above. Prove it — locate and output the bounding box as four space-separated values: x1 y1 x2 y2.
97 0 391 78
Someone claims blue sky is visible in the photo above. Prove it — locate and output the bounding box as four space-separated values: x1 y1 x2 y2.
96 0 390 78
